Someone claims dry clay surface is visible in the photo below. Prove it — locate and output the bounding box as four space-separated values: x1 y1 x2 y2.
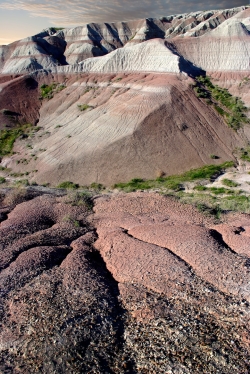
0 190 250 373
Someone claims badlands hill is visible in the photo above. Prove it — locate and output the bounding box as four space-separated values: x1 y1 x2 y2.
0 5 249 186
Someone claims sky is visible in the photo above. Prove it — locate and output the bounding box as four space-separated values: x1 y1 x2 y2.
0 0 246 44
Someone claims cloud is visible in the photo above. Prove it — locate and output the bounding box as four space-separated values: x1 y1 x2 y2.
0 0 244 26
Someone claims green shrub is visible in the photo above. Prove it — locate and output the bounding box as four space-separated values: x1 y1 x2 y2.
220 195 250 213
114 178 152 191
240 148 250 162
40 83 65 100
194 185 207 191
214 105 225 116
77 104 92 111
164 180 183 191
222 179 239 188
0 177 6 184
209 187 233 195
14 179 30 187
194 76 249 130
57 181 79 189
49 27 64 33
195 202 221 219
113 162 235 192
0 124 33 156
90 182 104 190
64 191 94 210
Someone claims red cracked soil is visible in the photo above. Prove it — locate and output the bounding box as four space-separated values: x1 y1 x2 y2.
0 190 249 373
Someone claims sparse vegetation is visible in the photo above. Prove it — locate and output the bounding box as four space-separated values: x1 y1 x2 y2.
63 215 81 227
194 76 249 130
0 177 6 184
49 27 64 33
40 83 65 100
219 194 250 212
240 147 250 162
63 191 94 210
77 104 93 111
222 179 239 188
10 172 29 177
3 187 28 206
113 162 235 192
209 187 234 195
0 166 11 172
57 181 79 189
0 124 33 156
14 179 30 187
194 185 208 191
90 182 104 191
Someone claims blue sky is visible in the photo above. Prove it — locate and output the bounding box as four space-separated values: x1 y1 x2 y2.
0 0 245 44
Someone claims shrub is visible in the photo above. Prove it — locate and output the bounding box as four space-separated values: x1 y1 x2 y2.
194 76 249 130
240 148 250 162
0 124 33 156
222 179 239 188
78 104 91 111
0 177 6 184
113 162 235 192
40 83 65 100
209 187 231 195
90 182 104 190
164 180 183 191
194 185 207 191
57 181 79 189
220 195 250 213
3 188 28 206
195 202 221 219
64 191 94 210
214 105 225 116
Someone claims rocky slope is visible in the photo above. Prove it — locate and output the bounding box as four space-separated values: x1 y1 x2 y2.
0 189 249 373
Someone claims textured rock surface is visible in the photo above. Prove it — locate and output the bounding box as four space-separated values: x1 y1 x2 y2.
0 189 249 373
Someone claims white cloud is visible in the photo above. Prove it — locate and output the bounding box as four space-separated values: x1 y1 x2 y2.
0 0 244 26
